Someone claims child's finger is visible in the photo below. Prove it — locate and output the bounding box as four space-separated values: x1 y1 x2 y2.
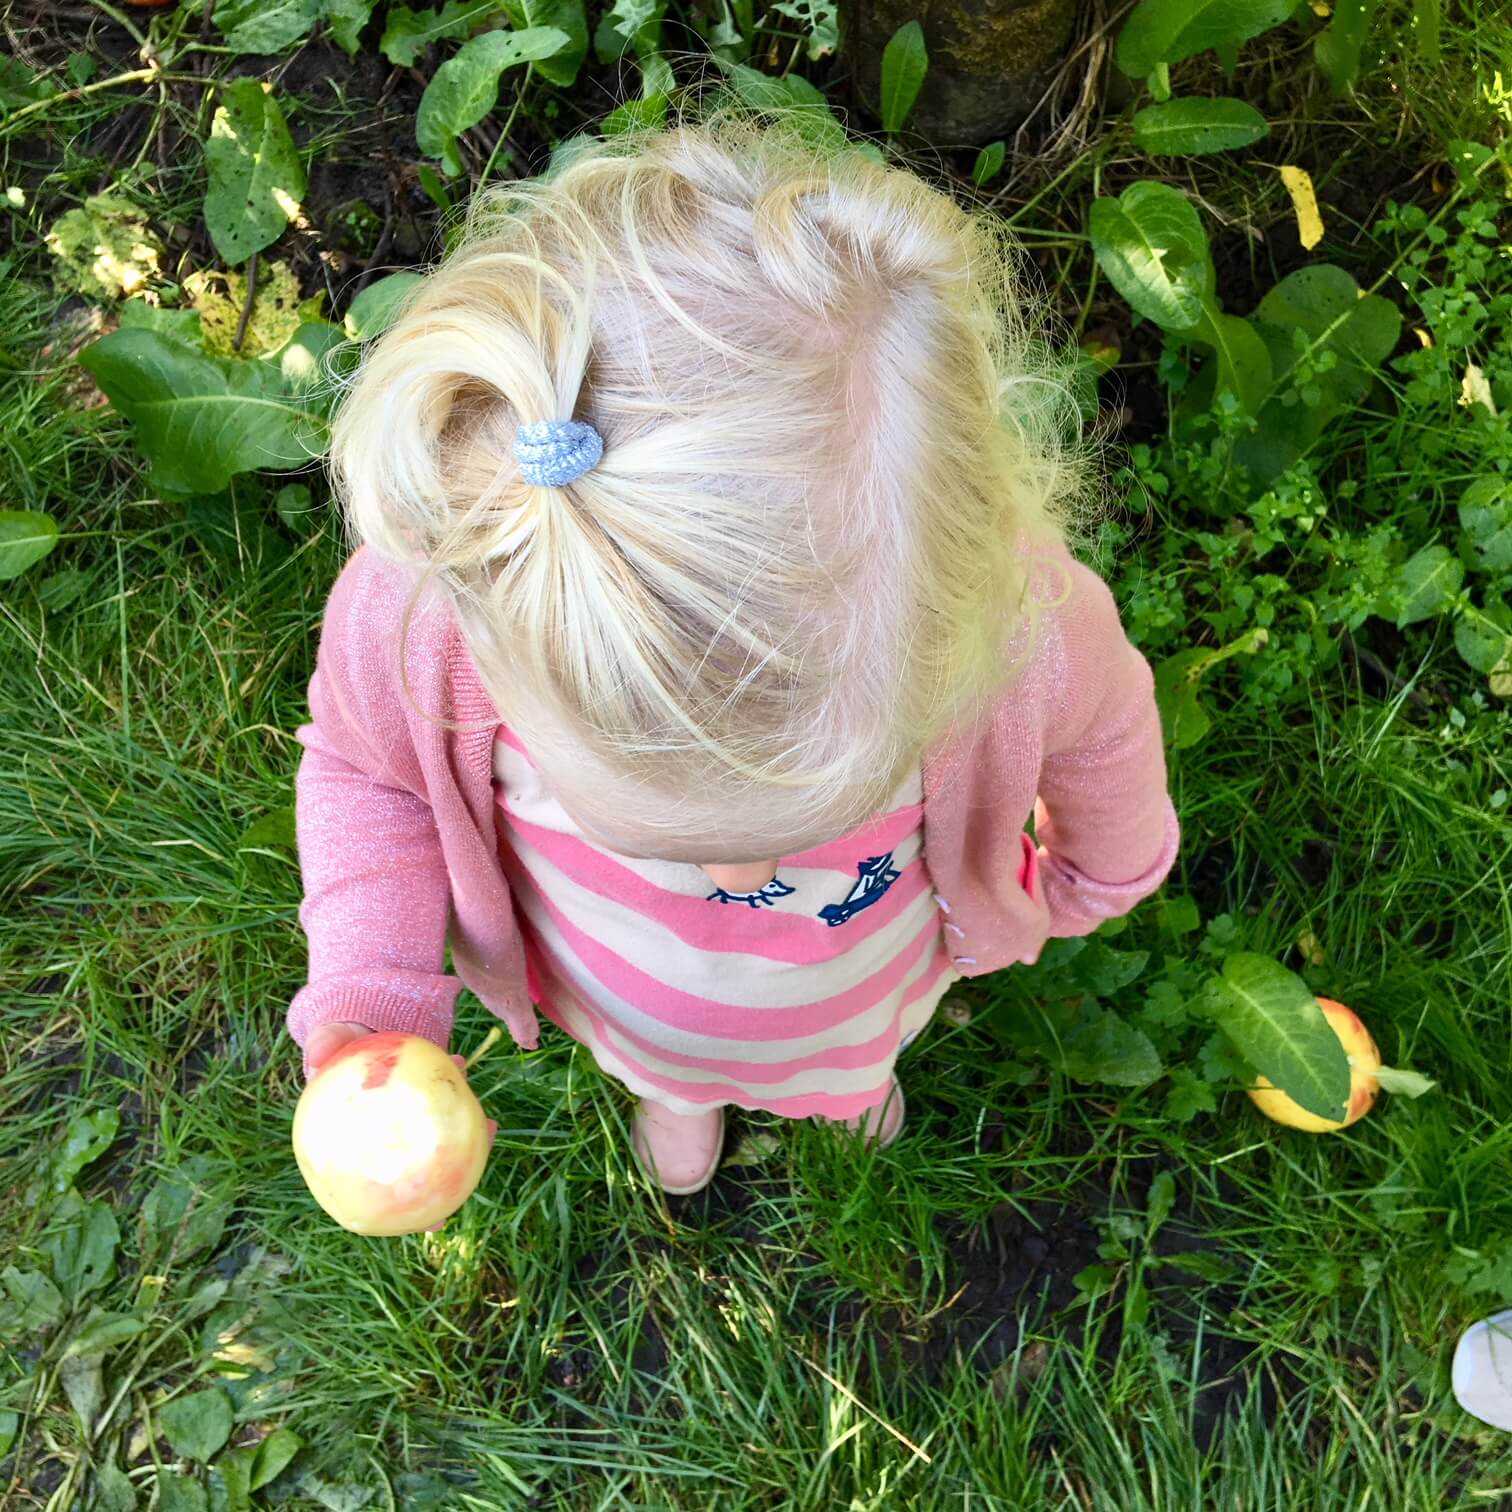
486 1118 498 1146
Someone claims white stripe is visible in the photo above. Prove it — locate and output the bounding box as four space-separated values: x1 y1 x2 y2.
516 888 953 1062
548 956 958 1106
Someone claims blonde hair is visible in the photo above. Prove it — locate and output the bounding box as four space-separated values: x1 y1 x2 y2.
331 113 1084 856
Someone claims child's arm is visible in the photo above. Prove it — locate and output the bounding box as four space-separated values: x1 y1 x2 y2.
286 552 461 1075
1033 556 1180 936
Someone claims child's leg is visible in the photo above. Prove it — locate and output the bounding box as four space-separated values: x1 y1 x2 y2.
815 1078 906 1149
631 1100 725 1195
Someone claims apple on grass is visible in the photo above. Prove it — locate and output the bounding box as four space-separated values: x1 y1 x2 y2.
1247 997 1433 1133
293 1031 491 1236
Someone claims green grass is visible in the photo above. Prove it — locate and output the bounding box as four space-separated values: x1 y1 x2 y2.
3 7 1512 1509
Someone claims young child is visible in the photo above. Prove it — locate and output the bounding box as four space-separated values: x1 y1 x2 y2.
289 116 1179 1196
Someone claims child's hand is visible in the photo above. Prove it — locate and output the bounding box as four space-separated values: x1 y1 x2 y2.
305 1021 374 1077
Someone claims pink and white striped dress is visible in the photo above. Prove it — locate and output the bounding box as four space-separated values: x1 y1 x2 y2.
492 729 959 1119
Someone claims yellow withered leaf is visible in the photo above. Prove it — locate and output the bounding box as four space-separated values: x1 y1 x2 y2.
1278 165 1325 251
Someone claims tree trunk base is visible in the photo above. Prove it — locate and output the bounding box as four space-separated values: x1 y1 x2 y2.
844 0 1083 147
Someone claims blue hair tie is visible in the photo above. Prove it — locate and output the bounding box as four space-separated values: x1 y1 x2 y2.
512 419 604 487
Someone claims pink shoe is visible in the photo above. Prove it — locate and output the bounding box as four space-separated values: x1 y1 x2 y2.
631 1100 726 1195
815 1079 906 1149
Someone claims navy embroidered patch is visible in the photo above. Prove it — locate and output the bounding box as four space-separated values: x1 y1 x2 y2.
706 878 797 909
819 853 900 926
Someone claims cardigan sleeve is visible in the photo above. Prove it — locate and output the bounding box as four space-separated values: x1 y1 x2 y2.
1032 555 1180 936
286 550 461 1070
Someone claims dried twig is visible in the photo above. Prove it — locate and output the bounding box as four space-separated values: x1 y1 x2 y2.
233 251 259 353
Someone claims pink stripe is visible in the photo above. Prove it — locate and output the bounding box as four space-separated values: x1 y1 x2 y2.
495 724 528 756
782 804 923 871
543 995 907 1118
499 805 929 964
546 945 953 1083
523 886 943 1040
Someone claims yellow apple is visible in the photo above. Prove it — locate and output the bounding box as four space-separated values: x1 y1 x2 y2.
1248 997 1381 1133
292 1032 490 1235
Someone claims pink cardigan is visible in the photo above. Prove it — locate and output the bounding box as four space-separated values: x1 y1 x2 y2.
289 545 1179 1066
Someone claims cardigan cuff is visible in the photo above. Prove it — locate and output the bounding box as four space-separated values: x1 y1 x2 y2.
288 970 462 1078
1038 804 1180 937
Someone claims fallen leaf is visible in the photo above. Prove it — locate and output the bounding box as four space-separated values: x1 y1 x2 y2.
1412 326 1433 348
721 1131 781 1168
1460 363 1497 416
1278 165 1324 250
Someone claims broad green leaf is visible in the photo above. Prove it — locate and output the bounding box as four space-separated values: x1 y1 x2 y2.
274 483 316 532
1088 181 1211 333
63 1307 147 1359
602 95 669 135
1454 598 1512 676
1254 264 1401 375
158 1473 209 1512
1459 476 1512 573
1074 1263 1119 1298
0 510 60 581
95 1462 137 1512
277 320 348 399
251 1427 303 1490
209 0 324 54
1069 941 1151 996
60 1351 104 1429
215 1448 255 1512
237 807 297 884
1117 0 1294 78
159 1387 234 1462
972 140 1006 187
1394 543 1463 626
141 1156 232 1263
181 1278 230 1321
0 54 56 109
120 299 203 345
41 1193 119 1303
1201 953 1351 1122
503 0 590 83
1373 1066 1436 1097
205 80 305 265
1155 650 1213 747
593 0 664 61
1033 997 1164 1086
1230 266 1400 482
0 1267 65 1331
1315 0 1381 91
1447 139 1494 192
78 329 326 495
880 20 927 134
1132 96 1268 155
416 27 571 176
773 0 839 60
381 0 497 65
44 193 162 299
53 1108 120 1194
640 52 675 96
326 0 380 53
344 273 424 341
1193 307 1272 414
